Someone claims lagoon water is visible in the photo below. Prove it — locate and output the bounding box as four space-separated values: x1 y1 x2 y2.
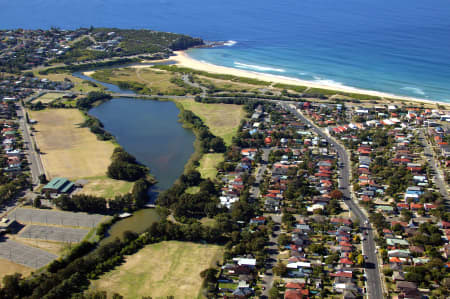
3 0 450 101
89 98 195 190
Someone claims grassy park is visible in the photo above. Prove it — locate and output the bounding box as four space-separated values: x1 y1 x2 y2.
91 241 223 298
176 98 245 145
32 92 62 104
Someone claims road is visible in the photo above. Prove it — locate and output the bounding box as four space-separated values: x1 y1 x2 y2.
282 103 383 299
16 103 45 186
419 130 449 207
250 148 271 199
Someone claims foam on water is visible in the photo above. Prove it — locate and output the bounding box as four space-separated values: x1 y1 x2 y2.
234 62 286 73
313 76 346 88
224 40 237 46
401 86 426 96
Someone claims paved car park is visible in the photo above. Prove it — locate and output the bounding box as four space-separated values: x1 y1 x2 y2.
0 238 57 269
8 208 105 228
19 225 89 243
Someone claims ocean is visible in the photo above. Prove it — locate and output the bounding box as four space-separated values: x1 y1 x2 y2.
2 0 450 102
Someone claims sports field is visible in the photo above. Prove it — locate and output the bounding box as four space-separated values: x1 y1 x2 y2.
30 109 116 179
176 99 245 145
91 241 223 299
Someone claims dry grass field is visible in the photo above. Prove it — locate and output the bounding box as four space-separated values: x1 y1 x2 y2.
91 241 223 299
176 99 245 146
0 258 33 283
30 109 115 179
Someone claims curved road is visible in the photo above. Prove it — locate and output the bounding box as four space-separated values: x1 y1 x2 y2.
282 103 383 299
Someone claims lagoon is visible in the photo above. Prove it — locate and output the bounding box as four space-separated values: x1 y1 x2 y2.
89 98 195 191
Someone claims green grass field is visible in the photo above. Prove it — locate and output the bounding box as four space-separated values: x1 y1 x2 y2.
197 153 224 180
176 99 245 146
32 92 62 104
91 241 223 299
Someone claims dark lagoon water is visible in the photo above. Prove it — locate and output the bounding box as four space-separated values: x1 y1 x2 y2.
89 98 195 190
3 0 450 101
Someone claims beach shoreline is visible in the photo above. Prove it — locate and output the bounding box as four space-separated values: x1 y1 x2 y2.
170 51 447 106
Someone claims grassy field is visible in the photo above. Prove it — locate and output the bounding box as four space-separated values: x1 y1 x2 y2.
198 153 224 180
176 99 245 146
79 176 134 199
0 258 33 283
33 92 62 104
30 109 116 179
36 72 105 93
91 241 223 299
92 67 188 95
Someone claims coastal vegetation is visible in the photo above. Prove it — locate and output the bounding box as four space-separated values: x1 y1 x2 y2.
52 28 203 64
90 241 223 298
153 64 271 86
91 67 201 95
38 58 140 75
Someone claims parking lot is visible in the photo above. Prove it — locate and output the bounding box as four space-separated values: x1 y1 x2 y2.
8 208 106 228
0 238 57 269
20 225 89 243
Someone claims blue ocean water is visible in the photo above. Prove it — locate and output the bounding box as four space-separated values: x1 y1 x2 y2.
2 0 450 101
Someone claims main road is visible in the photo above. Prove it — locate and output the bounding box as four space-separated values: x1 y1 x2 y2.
282 102 383 299
16 103 45 186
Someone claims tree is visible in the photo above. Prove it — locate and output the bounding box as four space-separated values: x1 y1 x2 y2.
278 233 291 246
357 254 364 266
268 285 282 299
329 189 343 200
308 243 326 255
33 197 41 208
39 174 47 184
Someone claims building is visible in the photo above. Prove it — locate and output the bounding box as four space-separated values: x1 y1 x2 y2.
42 177 74 194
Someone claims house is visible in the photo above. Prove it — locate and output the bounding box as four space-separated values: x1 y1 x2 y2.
42 177 74 194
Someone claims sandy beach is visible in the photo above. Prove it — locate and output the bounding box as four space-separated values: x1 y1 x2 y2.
171 51 445 106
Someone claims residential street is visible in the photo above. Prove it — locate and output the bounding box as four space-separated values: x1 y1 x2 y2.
282 103 384 299
419 130 449 207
